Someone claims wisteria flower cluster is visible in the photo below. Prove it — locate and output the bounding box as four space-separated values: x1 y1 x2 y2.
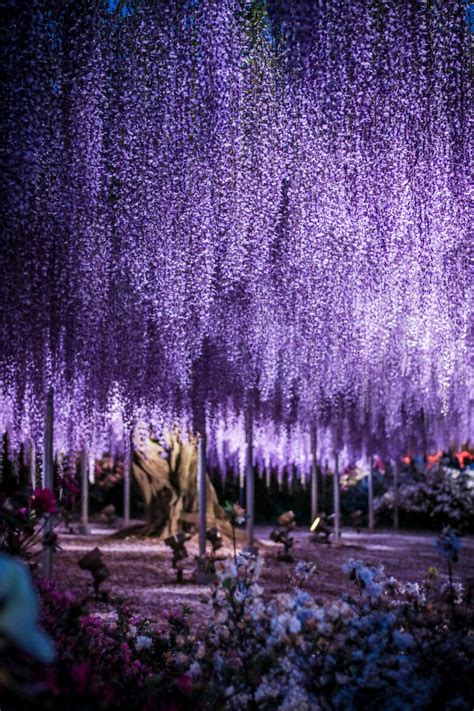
0 0 471 468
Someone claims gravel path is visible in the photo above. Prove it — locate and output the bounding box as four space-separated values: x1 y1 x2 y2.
52 523 474 625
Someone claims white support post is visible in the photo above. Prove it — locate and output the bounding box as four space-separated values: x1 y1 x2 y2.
42 388 54 578
368 455 374 532
29 441 36 489
198 429 207 559
80 449 90 535
310 425 319 522
245 415 256 552
239 468 245 507
123 442 131 528
333 449 341 542
393 460 399 530
324 458 329 508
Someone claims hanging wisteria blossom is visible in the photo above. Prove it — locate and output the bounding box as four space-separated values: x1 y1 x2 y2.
0 0 471 464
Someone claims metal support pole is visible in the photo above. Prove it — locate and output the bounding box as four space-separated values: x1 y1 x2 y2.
245 415 256 552
13 459 19 485
310 426 319 522
368 455 374 532
80 449 91 534
324 458 329 511
123 443 131 527
333 449 341 542
198 429 207 559
42 388 54 578
239 469 245 507
393 460 399 530
29 441 36 489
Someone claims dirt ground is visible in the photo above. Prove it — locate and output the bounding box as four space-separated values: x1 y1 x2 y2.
52 522 474 626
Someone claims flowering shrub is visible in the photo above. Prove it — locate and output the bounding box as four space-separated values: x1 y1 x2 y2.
1 546 472 710
57 468 81 531
0 489 59 561
90 456 129 519
223 501 246 563
0 485 196 707
1 489 472 711
194 552 473 710
30 487 57 515
375 466 474 531
94 456 125 491
0 574 197 710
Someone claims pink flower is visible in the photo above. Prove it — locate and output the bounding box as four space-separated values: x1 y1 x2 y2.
374 456 384 472
120 642 132 664
70 662 90 691
30 487 57 514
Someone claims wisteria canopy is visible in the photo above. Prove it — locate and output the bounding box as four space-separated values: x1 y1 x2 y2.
0 0 472 470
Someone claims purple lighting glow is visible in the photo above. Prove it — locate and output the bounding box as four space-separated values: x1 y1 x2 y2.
0 0 471 464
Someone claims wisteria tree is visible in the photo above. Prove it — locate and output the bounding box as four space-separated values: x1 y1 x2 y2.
0 0 471 481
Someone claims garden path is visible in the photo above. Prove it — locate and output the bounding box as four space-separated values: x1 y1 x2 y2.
53 524 474 627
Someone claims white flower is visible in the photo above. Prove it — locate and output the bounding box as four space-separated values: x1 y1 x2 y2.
135 634 153 651
189 661 201 679
314 608 326 622
440 581 464 605
248 598 265 621
279 684 315 710
234 589 246 604
295 561 316 581
288 615 301 634
273 612 301 636
0 554 55 663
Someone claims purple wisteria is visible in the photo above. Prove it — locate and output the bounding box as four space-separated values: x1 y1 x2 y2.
0 0 471 467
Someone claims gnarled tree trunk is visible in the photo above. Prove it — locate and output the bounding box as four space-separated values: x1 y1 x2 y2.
125 429 221 539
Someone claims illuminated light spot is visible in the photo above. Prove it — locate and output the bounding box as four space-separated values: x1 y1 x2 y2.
310 517 321 532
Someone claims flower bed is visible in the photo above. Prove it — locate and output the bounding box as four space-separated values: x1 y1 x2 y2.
1 484 473 709
1 529 473 710
192 537 473 710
